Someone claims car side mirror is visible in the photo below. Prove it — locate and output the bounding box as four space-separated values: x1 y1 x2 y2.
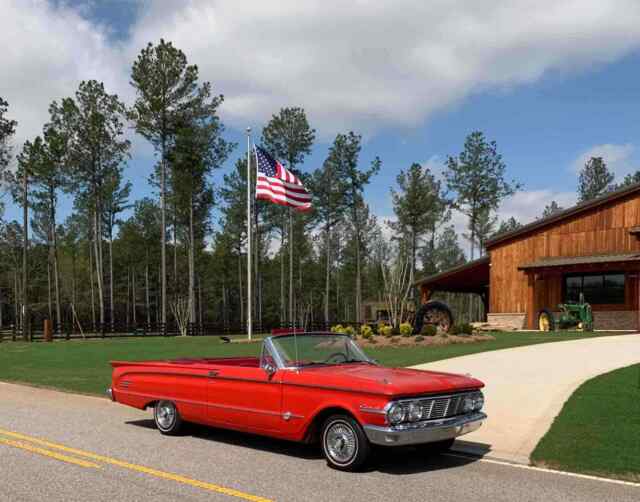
264 363 277 378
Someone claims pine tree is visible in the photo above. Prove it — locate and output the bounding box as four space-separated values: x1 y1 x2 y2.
577 157 613 202
541 200 564 219
445 131 520 259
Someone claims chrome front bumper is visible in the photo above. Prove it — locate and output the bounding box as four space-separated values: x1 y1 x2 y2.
106 387 115 402
363 412 486 446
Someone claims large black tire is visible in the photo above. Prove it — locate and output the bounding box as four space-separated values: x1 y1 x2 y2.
537 309 555 332
154 400 184 435
414 301 454 334
321 414 371 471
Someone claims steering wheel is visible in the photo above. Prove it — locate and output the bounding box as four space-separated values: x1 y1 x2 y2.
323 352 348 364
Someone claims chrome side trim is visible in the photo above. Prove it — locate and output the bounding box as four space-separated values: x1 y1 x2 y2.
364 412 486 446
359 406 386 415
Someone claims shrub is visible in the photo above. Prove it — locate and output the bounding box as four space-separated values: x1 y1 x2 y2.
415 335 425 342
399 322 413 337
379 325 393 338
360 324 374 339
421 324 438 337
343 325 356 337
451 322 473 336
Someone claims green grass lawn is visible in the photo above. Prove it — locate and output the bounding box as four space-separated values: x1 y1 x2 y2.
532 363 640 482
0 330 623 396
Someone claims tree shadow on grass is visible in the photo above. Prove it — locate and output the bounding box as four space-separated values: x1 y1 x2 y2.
125 418 489 474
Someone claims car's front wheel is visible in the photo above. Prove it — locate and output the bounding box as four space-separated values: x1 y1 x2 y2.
321 414 371 471
154 400 183 435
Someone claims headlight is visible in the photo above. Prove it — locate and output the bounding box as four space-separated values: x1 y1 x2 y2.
462 395 475 413
387 403 405 425
473 392 484 411
407 402 422 422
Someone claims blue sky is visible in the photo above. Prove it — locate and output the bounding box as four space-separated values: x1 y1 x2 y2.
4 1 640 245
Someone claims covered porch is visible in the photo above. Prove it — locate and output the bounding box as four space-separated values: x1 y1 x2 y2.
518 253 640 330
415 257 491 319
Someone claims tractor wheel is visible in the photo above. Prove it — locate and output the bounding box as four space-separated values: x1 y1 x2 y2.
537 309 555 332
414 301 454 334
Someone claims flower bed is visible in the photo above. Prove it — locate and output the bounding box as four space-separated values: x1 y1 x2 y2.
356 332 495 348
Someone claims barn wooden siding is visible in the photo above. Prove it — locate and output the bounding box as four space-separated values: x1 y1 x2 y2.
488 191 640 314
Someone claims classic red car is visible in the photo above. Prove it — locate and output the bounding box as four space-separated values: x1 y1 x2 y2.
108 332 486 470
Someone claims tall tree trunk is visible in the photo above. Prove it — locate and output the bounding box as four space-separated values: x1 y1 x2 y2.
109 224 114 331
22 170 29 341
173 209 178 295
47 257 52 321
324 226 330 324
238 253 244 327
71 250 77 333
125 267 130 327
289 208 294 326
198 277 203 327
14 271 19 331
89 239 96 330
188 196 196 323
355 231 362 323
93 197 105 331
50 190 61 333
160 132 167 330
280 223 285 324
145 256 150 326
132 268 137 325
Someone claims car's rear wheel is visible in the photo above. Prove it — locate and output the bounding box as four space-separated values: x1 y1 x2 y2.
154 400 183 435
321 414 371 471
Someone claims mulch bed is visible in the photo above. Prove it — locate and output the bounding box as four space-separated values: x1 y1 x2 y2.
356 333 495 348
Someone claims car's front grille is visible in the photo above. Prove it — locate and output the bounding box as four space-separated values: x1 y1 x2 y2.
399 393 469 421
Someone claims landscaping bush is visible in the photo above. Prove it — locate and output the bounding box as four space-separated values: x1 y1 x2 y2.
343 325 356 337
379 325 393 337
360 324 374 339
421 324 438 337
399 322 413 337
330 324 345 334
451 322 473 336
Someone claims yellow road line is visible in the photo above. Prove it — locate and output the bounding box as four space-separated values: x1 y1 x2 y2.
0 428 272 502
0 437 101 469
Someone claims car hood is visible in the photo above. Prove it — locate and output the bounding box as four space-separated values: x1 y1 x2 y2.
289 364 484 398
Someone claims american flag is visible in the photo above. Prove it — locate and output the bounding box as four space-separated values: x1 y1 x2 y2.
254 146 312 212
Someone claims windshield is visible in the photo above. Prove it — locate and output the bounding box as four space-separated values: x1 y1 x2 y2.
270 334 372 368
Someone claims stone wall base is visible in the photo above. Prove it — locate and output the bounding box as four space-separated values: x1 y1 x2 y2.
486 313 526 330
592 311 638 331
488 311 638 331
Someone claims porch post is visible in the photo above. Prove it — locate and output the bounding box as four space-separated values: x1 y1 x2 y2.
526 272 537 330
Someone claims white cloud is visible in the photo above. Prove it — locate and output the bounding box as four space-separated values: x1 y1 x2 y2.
127 0 640 137
571 143 637 179
5 0 640 147
1 0 131 151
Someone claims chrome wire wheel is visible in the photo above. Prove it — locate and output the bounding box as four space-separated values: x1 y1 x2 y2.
156 403 175 430
325 421 357 465
154 400 182 435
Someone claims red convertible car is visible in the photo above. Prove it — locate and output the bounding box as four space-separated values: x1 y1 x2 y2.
108 332 486 470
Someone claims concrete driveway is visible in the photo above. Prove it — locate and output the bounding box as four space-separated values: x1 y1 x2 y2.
411 333 640 464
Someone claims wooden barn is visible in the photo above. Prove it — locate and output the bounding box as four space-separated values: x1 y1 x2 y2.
416 183 640 331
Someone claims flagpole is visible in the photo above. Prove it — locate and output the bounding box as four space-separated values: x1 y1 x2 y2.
246 127 253 341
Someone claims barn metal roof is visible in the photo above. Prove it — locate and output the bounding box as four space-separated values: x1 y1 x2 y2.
486 181 640 249
413 256 490 293
518 253 640 270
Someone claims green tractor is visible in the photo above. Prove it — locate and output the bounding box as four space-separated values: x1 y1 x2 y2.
537 294 593 332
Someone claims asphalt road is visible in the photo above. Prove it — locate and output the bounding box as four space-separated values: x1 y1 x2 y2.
0 382 638 502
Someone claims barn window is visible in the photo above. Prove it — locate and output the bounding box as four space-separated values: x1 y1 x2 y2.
563 273 625 305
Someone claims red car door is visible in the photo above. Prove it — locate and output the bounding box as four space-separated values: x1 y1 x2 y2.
207 365 283 433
